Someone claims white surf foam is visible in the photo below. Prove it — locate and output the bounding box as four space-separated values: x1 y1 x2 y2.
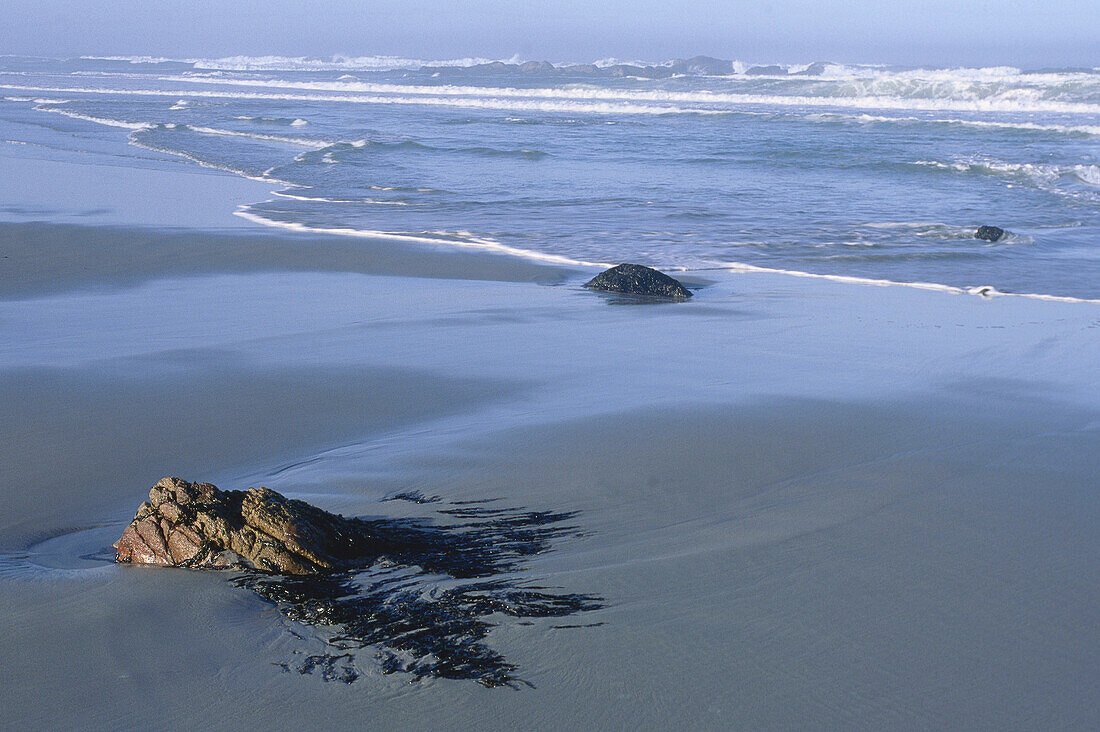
184 125 331 149
1 83 712 116
271 191 419 205
161 76 1100 116
32 105 152 129
234 208 1095 303
815 112 1100 137
11 81 1100 118
233 207 612 268
77 53 1100 87
21 101 339 152
860 221 1035 246
1074 165 1100 187
913 158 1100 198
709 261 1100 304
860 221 986 239
3 96 70 105
126 137 296 185
81 54 523 72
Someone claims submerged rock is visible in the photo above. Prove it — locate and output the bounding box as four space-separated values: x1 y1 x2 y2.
584 263 693 300
975 225 1006 242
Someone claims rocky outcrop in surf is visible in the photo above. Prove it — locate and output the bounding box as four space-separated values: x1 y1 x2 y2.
745 64 786 76
584 263 693 300
975 225 1006 242
417 56 806 79
416 56 838 79
792 61 831 76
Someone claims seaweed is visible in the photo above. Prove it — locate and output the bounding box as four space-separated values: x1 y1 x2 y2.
382 490 441 504
232 498 603 688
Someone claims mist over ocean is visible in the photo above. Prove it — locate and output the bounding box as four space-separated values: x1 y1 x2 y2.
2 54 1098 299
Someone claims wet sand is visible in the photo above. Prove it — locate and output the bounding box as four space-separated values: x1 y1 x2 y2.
1 216 1097 728
0 221 577 301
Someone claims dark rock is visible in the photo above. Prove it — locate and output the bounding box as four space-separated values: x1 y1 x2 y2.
517 60 556 74
567 63 602 75
792 61 832 76
584 263 693 300
975 225 1006 242
668 55 736 75
601 64 673 79
745 64 787 76
418 58 738 80
474 61 510 73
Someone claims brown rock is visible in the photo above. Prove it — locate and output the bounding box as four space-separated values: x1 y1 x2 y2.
114 476 380 575
166 527 202 564
115 523 158 565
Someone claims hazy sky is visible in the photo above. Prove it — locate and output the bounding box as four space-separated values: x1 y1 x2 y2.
2 0 1096 67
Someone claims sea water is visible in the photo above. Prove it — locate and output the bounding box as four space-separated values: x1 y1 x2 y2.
1 54 1097 299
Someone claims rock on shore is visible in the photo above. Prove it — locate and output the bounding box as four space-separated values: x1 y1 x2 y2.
114 476 378 574
113 477 603 685
584 263 693 299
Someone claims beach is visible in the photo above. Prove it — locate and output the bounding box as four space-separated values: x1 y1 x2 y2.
2 154 1098 728
1 56 1099 729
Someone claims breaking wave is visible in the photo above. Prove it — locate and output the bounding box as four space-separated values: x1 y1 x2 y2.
809 112 1100 137
913 157 1100 202
31 105 152 129
7 79 1100 118
5 55 1097 303
184 125 332 149
164 76 1100 116
81 54 525 72
77 53 1100 83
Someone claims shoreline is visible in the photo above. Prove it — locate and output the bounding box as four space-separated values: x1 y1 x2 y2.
1 134 1098 727
6 217 1100 305
0 149 273 230
3 233 1097 549
0 220 581 301
5 130 1097 305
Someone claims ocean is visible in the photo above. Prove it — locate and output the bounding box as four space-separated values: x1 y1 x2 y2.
2 54 1098 300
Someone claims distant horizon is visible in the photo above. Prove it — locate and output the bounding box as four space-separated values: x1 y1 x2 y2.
3 0 1097 70
10 51 1099 74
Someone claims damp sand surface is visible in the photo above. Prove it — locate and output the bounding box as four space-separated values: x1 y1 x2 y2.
0 221 1098 729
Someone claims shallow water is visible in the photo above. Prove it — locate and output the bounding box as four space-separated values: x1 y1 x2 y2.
2 55 1098 298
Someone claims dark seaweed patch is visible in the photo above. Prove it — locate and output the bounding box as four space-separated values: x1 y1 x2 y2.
274 655 359 683
233 500 602 688
382 490 441 504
